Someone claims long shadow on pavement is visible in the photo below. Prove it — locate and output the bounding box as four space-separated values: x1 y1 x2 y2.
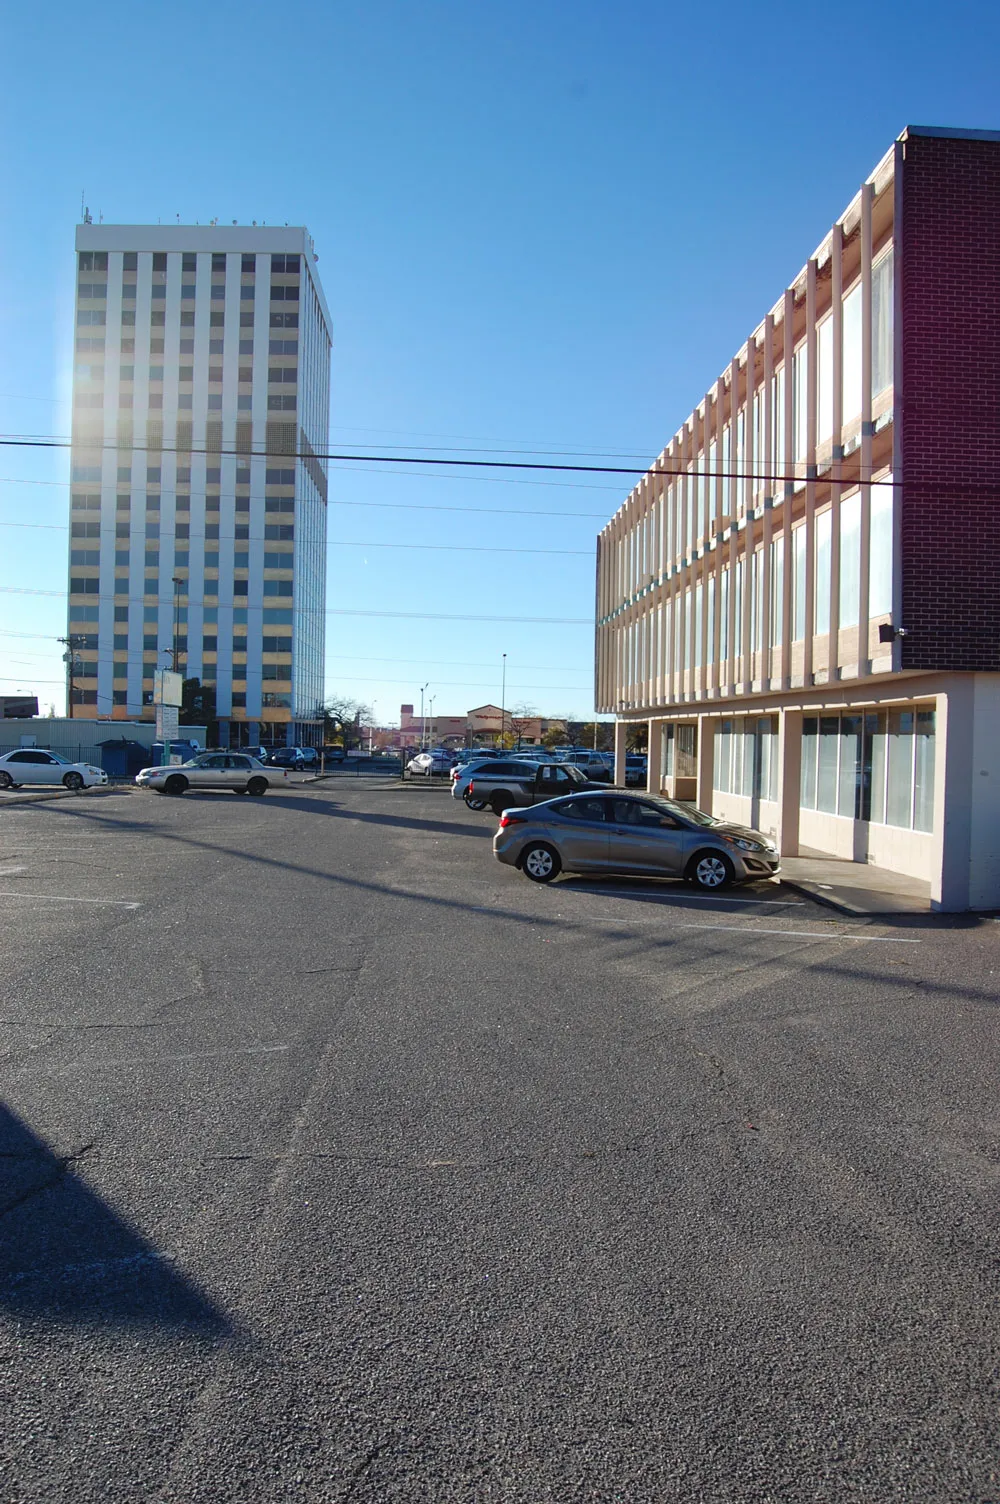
0 1101 235 1338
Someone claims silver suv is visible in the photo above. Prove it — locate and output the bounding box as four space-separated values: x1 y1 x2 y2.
452 758 604 815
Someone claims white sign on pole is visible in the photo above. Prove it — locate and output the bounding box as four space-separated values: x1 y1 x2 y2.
153 670 183 707
156 705 179 741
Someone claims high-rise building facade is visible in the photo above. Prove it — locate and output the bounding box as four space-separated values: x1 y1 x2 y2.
595 127 1000 911
69 224 332 746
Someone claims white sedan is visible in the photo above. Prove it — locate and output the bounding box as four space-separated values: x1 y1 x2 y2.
0 748 108 791
136 752 289 796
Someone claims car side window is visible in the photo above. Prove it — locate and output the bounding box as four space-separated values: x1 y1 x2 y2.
202 754 227 768
228 756 252 770
557 797 607 822
609 798 679 827
7 751 32 763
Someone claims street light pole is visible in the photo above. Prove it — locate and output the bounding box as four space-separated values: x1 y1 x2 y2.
171 576 184 676
428 695 436 747
500 653 507 749
419 682 429 750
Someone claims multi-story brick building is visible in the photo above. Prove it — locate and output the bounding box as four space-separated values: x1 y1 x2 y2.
68 223 332 747
595 126 1000 910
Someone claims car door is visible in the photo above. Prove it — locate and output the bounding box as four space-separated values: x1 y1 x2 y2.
16 751 58 785
533 764 573 804
227 754 253 787
549 795 610 870
192 753 228 787
605 797 688 874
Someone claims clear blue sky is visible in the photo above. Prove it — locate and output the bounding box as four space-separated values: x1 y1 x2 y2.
2 0 997 725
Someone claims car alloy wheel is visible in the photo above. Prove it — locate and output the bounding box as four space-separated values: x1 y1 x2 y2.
689 851 734 890
0 771 13 790
463 793 487 811
521 843 561 883
247 777 268 796
164 775 188 796
62 772 85 792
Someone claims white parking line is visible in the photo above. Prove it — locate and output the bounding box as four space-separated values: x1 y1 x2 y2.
0 891 140 909
680 923 921 944
571 890 804 907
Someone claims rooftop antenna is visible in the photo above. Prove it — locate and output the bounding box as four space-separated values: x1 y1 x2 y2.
80 188 85 219
232 219 237 225
98 210 103 223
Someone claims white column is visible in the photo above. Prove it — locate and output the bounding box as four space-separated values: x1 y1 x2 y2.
647 719 662 795
696 716 715 815
776 708 802 857
614 718 628 789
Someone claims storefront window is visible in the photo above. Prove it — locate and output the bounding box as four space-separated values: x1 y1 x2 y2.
817 716 839 812
867 712 887 826
839 714 863 819
801 717 818 808
913 711 935 833
886 710 915 827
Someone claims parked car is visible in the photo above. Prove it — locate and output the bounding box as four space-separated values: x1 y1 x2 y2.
454 758 604 815
136 752 289 796
407 750 452 776
0 748 108 791
268 746 318 770
561 750 615 783
493 790 780 889
624 754 648 787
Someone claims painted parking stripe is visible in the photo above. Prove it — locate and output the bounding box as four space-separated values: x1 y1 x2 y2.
0 891 140 909
570 890 804 907
680 923 920 944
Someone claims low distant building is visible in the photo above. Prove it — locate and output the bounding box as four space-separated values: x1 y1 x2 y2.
0 696 38 719
398 702 563 748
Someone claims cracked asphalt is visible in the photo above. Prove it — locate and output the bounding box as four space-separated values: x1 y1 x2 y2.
1 779 998 1502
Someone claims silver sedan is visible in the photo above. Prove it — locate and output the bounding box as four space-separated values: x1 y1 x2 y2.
135 753 290 796
492 790 780 890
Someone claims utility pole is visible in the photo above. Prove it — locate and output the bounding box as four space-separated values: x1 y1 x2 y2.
170 576 184 676
419 682 429 750
58 634 85 719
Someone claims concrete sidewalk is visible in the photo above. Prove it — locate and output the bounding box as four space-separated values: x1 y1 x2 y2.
779 853 932 916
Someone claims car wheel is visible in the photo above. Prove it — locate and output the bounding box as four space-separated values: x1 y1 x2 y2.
463 793 487 811
247 777 268 796
687 850 734 891
490 792 511 816
0 771 13 790
520 842 561 883
63 772 85 792
164 775 188 796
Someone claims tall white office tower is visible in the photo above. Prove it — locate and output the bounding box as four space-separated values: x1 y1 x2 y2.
69 224 332 747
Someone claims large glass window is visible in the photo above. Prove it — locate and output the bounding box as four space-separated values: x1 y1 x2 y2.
869 476 893 617
886 710 914 827
793 526 807 641
751 550 763 653
815 510 831 635
817 716 839 813
842 283 863 423
719 567 730 662
793 347 808 463
913 711 935 833
872 248 894 397
839 714 863 819
817 317 834 444
770 535 784 647
772 366 785 473
801 718 818 808
839 491 861 628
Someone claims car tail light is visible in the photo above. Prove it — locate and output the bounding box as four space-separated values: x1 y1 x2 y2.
498 812 525 829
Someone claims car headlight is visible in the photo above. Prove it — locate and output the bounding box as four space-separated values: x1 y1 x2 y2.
726 836 764 853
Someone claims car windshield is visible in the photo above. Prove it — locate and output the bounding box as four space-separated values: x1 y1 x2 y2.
642 794 718 827
45 751 72 764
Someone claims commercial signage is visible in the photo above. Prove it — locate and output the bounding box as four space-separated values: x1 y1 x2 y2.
153 670 183 707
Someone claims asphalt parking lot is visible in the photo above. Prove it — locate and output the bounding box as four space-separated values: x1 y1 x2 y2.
1 780 998 1501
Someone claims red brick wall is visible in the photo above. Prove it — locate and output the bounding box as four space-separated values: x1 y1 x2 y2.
899 131 1000 671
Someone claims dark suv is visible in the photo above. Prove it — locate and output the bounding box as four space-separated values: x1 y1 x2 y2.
452 758 605 816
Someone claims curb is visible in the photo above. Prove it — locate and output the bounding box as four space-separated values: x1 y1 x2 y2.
780 877 927 918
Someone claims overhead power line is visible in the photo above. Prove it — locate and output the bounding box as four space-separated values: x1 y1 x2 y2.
0 432 912 489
